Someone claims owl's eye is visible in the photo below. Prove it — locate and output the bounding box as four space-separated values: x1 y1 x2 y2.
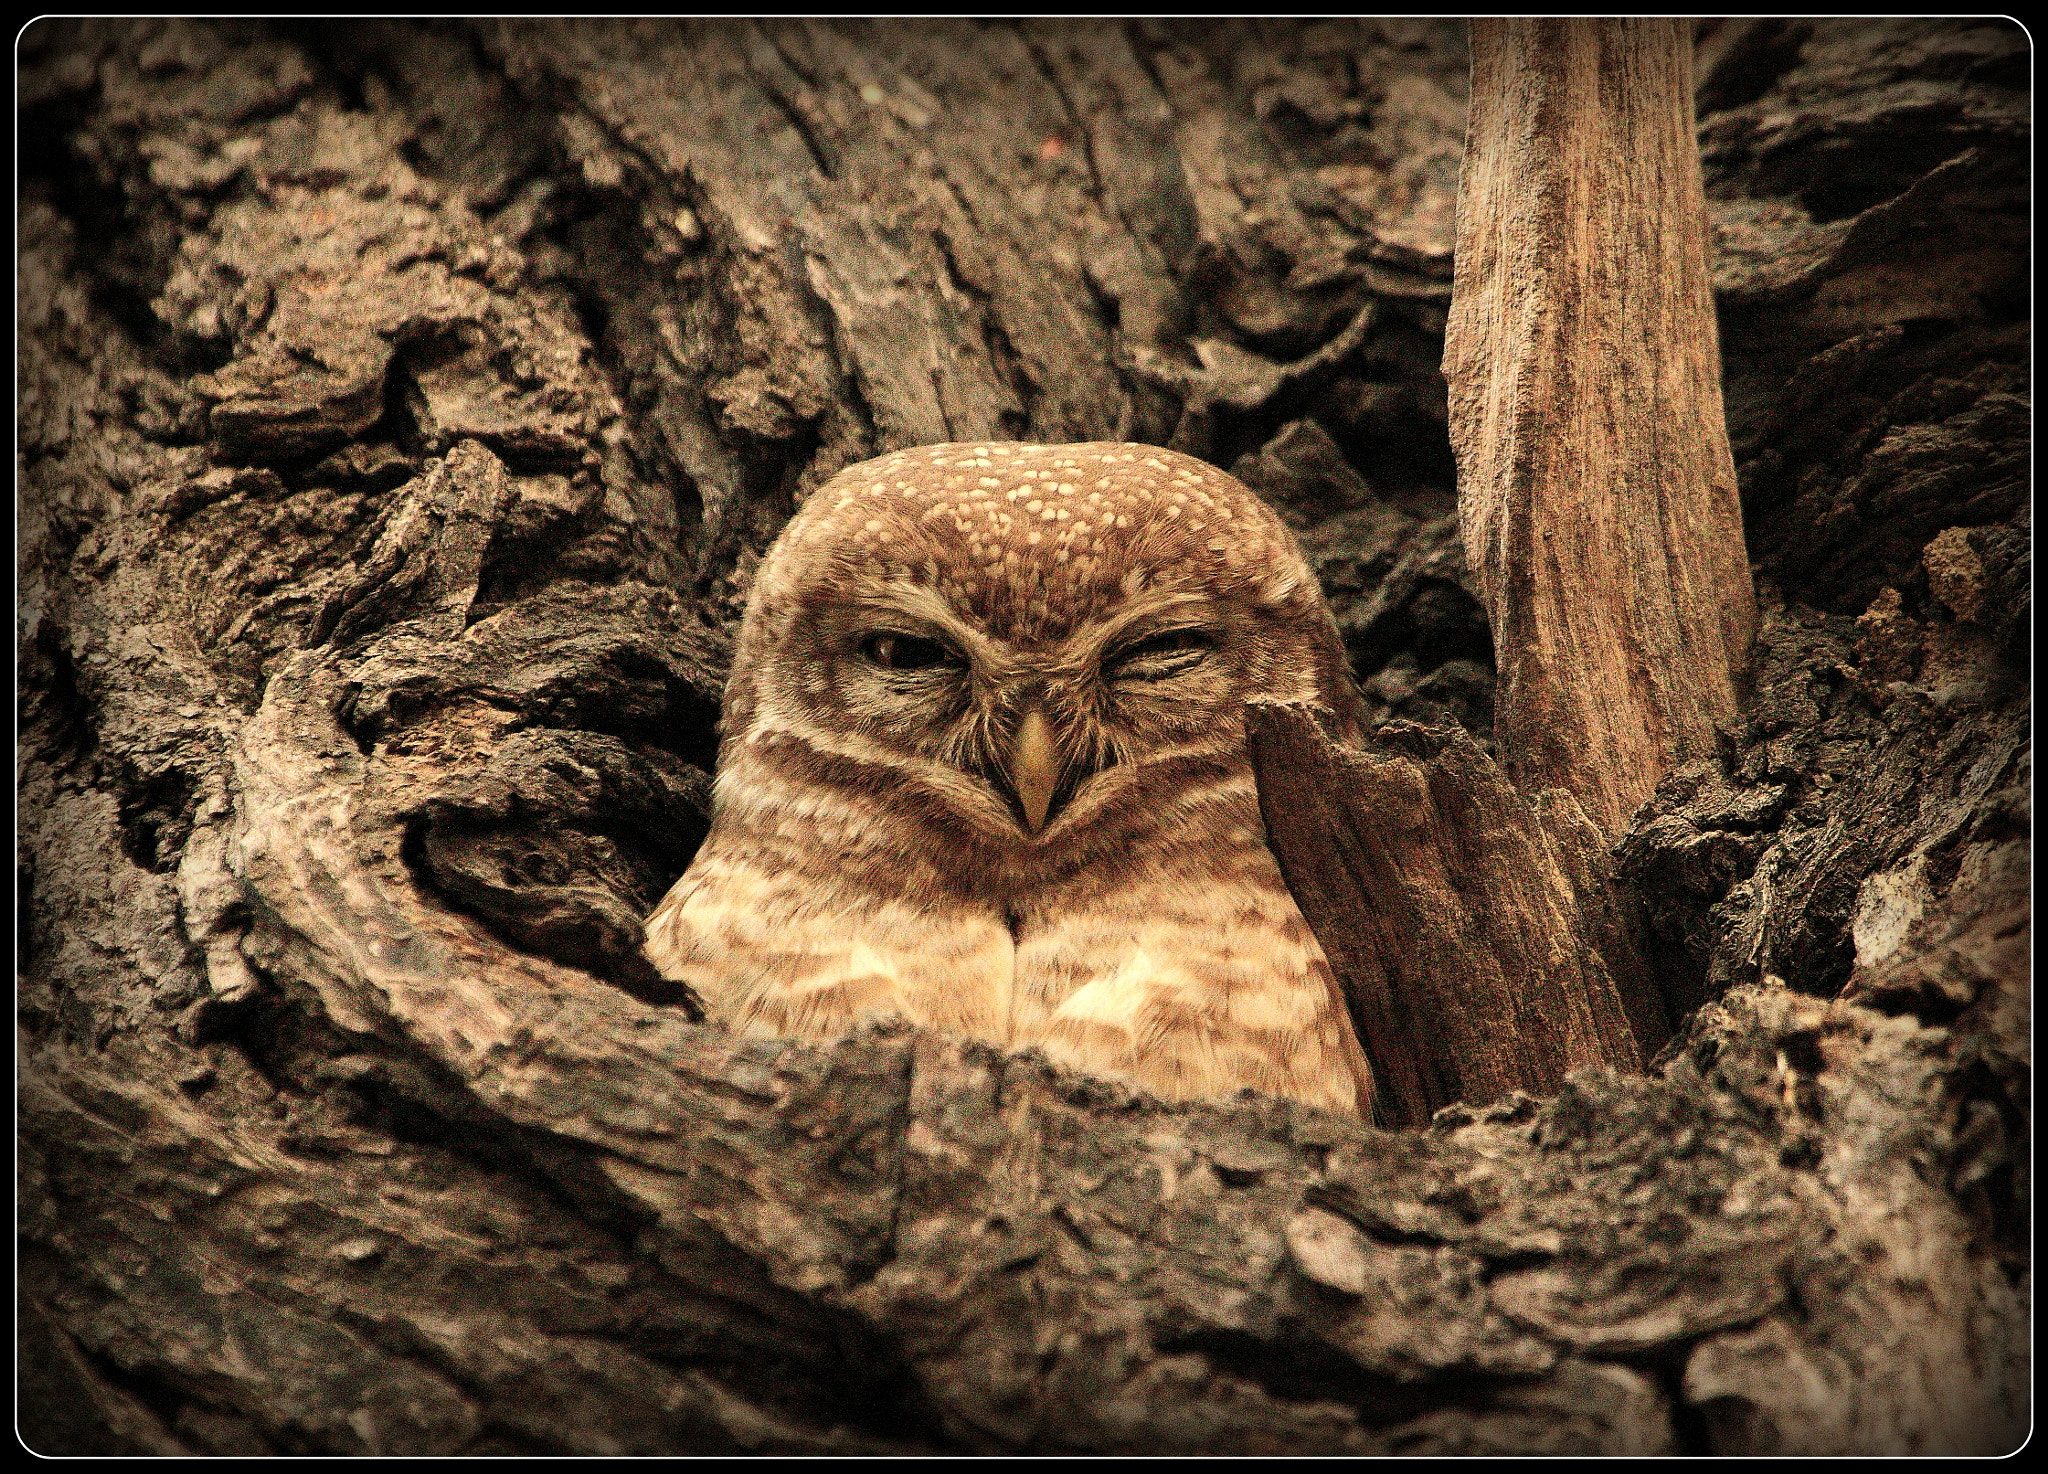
1106 628 1215 680
862 632 967 672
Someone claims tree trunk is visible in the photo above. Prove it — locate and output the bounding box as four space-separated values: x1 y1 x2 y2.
18 18 2029 1456
1252 21 1740 1122
1445 18 1756 840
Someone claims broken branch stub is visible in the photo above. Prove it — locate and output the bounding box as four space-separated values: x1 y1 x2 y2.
1444 19 1757 838
1248 701 1652 1129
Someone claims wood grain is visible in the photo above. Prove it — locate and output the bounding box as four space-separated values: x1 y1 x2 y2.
1249 701 1649 1129
1444 19 1757 837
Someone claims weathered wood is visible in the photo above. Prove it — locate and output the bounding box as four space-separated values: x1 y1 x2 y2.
1248 703 1647 1128
1444 18 1757 837
1528 787 1671 1060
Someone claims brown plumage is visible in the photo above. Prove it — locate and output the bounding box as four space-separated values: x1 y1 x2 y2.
645 442 1375 1116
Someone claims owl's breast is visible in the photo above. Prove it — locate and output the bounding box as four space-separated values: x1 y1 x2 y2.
645 849 1020 1044
644 751 1369 1117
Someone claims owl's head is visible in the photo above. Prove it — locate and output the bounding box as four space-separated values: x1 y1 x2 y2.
723 442 1363 840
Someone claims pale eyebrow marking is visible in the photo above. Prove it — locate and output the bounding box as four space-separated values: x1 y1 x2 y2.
1054 589 1219 666
851 581 1021 674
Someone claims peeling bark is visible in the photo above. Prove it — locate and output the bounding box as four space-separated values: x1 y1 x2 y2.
17 18 2028 1455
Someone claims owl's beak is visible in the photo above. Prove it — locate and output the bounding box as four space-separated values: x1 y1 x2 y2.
1009 703 1060 832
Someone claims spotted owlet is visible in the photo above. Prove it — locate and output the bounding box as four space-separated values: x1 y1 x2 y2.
644 442 1375 1117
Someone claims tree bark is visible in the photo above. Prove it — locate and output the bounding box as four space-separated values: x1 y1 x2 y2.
1248 705 1650 1129
1252 25 1734 1117
17 17 2029 1456
1445 19 1757 839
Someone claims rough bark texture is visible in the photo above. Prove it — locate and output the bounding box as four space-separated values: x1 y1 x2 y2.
17 18 2029 1456
1445 19 1757 840
1248 704 1654 1131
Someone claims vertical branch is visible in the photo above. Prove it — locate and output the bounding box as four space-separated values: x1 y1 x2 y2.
1444 19 1756 838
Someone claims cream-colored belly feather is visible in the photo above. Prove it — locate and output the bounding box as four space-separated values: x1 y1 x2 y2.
645 840 1370 1118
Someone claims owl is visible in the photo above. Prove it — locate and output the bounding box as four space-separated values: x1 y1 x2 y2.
645 442 1375 1117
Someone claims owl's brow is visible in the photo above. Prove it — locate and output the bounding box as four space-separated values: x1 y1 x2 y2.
1056 588 1220 666
849 582 1011 671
